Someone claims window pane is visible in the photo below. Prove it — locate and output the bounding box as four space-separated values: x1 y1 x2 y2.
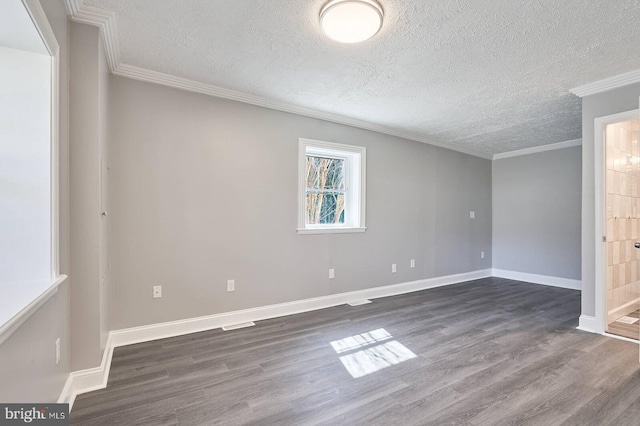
306 193 345 224
306 156 345 190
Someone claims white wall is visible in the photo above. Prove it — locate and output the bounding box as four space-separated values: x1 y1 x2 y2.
0 45 52 324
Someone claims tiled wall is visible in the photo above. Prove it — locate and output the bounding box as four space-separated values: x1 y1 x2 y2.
606 119 640 323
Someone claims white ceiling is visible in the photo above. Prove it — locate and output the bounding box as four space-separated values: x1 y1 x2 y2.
84 0 640 155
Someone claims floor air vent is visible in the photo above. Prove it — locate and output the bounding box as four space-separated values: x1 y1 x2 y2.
222 321 256 331
348 300 372 306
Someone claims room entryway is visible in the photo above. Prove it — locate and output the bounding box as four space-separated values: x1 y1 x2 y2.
603 116 640 341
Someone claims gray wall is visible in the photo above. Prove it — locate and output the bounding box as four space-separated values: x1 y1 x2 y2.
109 76 492 330
0 0 71 402
581 83 640 317
69 22 110 370
493 147 582 279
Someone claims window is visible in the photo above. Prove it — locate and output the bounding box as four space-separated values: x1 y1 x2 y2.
298 139 366 234
0 0 64 339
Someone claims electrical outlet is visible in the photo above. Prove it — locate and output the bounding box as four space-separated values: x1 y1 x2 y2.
55 338 60 365
329 269 335 279
470 211 475 219
410 259 415 268
392 264 397 273
481 251 485 259
153 286 162 298
227 280 235 292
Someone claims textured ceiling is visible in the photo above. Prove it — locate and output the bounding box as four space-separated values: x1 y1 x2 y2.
84 0 640 155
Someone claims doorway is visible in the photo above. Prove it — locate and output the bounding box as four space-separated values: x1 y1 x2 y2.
604 117 640 340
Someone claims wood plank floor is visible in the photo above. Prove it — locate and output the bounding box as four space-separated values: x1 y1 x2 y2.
609 309 640 340
70 278 640 425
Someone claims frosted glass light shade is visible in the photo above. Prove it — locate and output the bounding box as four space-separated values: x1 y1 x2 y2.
320 0 384 44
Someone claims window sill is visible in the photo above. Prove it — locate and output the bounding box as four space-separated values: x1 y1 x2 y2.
297 227 367 235
0 274 68 346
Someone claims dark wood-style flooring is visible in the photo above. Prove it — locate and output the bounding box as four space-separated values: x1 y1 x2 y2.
609 309 640 340
70 278 640 425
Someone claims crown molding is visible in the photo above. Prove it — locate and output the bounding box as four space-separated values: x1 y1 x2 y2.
114 64 492 159
63 1 493 160
63 0 119 71
62 0 81 15
570 69 640 98
492 138 581 160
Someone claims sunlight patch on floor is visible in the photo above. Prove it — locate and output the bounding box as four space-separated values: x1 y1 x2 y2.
330 328 392 354
330 328 417 378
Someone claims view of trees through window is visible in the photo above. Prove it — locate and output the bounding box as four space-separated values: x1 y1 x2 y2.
305 155 346 224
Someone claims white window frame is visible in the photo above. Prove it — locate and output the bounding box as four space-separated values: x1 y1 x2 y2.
0 0 67 344
297 138 366 235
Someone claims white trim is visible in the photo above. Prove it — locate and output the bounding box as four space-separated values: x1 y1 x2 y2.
59 268 491 409
20 0 62 288
298 138 366 233
297 227 367 235
62 0 82 15
577 315 597 333
491 269 581 291
577 319 639 344
594 109 640 335
0 0 63 346
115 64 493 158
0 275 68 346
62 2 492 160
603 332 640 345
57 373 74 406
58 333 115 410
110 269 491 348
22 0 59 56
570 69 640 98
50 38 60 278
492 139 582 160
63 0 119 72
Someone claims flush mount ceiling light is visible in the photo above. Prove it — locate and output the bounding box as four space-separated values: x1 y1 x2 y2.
320 0 384 44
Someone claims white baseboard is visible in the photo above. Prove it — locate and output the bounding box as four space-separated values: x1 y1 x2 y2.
57 334 115 411
492 269 581 291
59 268 491 407
110 269 492 347
577 315 597 333
603 332 640 344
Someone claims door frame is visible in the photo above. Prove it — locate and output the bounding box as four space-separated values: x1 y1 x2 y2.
594 108 640 335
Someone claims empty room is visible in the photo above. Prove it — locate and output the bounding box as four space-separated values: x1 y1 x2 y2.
2 0 640 424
